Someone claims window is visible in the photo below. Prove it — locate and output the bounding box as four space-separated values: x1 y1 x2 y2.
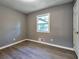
37 13 50 33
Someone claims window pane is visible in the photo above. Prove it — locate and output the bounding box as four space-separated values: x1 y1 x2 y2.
37 13 50 33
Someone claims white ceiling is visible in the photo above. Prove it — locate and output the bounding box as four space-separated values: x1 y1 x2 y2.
0 0 73 14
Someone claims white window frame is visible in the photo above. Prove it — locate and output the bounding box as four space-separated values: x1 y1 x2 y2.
36 13 50 33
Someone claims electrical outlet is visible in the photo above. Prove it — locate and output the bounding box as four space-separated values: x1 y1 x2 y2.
50 39 54 41
38 38 42 41
13 38 16 40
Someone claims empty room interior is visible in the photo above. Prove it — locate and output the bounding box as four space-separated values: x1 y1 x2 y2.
0 0 79 59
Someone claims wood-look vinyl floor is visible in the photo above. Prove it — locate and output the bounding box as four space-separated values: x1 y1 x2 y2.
0 41 77 59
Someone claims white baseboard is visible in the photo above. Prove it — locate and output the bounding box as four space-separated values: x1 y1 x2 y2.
0 39 74 51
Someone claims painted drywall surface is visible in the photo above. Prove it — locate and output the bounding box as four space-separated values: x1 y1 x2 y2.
27 3 73 48
73 0 79 58
0 5 27 47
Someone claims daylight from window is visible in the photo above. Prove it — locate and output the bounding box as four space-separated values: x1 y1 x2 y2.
37 13 50 33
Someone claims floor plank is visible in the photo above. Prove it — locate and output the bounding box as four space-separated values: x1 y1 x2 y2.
0 41 77 59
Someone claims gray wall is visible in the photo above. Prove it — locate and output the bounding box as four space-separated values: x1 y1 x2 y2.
0 5 27 47
27 3 73 48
